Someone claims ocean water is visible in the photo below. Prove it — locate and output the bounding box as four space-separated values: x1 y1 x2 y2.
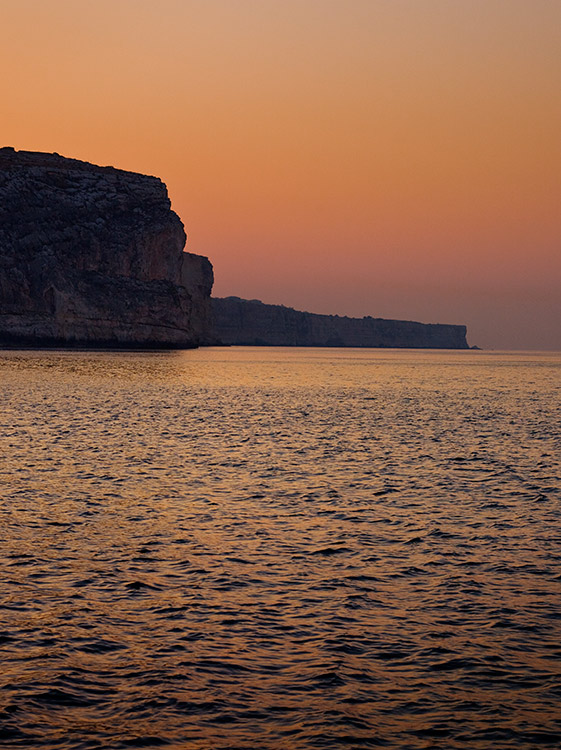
0 347 560 750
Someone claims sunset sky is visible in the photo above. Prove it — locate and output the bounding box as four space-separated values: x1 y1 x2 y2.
3 0 560 349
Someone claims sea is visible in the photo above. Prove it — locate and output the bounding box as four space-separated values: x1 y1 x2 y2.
0 347 560 750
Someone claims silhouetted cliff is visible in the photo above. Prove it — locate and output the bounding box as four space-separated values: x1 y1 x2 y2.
0 147 213 348
212 297 469 349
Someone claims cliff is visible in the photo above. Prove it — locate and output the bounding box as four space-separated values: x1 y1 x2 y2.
212 297 469 349
0 147 213 348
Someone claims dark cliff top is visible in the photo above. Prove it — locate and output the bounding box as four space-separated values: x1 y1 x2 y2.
0 146 162 185
0 147 173 220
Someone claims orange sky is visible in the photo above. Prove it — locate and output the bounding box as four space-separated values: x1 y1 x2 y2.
3 0 560 349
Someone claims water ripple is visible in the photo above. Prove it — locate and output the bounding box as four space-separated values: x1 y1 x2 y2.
0 348 560 749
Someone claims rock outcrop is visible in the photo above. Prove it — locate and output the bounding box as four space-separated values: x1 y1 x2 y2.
212 297 469 349
0 147 213 348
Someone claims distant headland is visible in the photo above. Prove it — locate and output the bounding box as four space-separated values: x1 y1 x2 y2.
1 148 469 350
212 297 469 349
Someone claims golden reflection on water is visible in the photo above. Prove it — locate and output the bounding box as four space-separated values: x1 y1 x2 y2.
0 348 560 749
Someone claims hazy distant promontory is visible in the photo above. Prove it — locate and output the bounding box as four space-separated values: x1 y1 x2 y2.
0 148 213 348
212 297 469 349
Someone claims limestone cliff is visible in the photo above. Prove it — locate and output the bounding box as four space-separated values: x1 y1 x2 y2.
212 297 469 349
0 147 213 348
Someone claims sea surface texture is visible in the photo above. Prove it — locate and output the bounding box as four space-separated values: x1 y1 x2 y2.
0 348 560 750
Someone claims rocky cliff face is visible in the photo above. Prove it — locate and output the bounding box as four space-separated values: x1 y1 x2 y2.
180 252 214 344
212 297 469 349
0 147 213 347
